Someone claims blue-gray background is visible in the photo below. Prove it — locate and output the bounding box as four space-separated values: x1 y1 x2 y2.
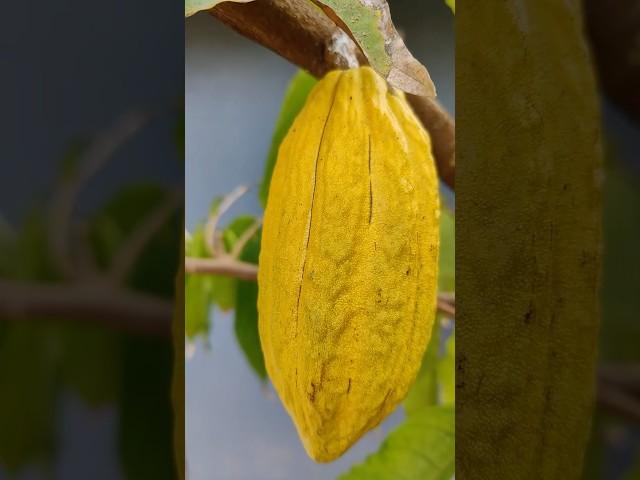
185 1 454 479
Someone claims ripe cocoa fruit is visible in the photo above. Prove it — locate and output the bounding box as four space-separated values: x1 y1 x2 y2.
457 2 602 479
258 66 440 462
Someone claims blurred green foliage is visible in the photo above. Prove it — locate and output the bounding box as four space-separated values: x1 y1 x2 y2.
0 184 179 477
583 153 640 480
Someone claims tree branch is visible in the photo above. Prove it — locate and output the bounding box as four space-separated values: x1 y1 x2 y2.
0 280 171 337
208 0 455 189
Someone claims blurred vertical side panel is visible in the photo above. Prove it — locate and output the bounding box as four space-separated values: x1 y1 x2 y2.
457 1 605 479
0 1 184 480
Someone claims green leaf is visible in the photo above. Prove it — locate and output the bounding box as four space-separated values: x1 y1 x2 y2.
185 226 214 337
185 274 213 338
0 213 59 281
445 0 455 14
260 70 317 208
600 158 640 362
185 225 208 258
622 454 640 480
209 196 223 218
212 215 258 311
185 0 254 18
90 185 180 297
58 137 90 182
185 216 258 338
312 0 434 96
119 336 176 480
172 236 186 480
339 406 455 480
315 0 390 71
0 184 179 471
438 209 455 292
222 215 257 251
0 325 59 470
234 229 266 379
58 326 121 406
437 332 455 405
404 322 440 415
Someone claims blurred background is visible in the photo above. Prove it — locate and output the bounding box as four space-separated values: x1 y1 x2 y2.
185 1 454 479
0 0 638 479
583 1 640 477
0 1 183 479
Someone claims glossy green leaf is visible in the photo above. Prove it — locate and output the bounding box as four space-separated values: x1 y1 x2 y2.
234 228 265 379
339 406 455 480
260 70 317 207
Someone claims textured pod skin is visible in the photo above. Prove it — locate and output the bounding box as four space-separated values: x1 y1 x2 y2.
258 67 440 462
457 1 602 479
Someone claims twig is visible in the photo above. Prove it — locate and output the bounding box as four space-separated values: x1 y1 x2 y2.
48 109 151 279
230 217 262 258
204 184 249 256
73 221 102 279
209 0 455 189
597 378 640 425
437 294 456 318
109 189 183 283
185 256 259 281
0 280 171 337
599 364 640 393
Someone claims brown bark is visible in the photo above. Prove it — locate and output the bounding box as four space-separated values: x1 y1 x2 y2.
209 0 455 188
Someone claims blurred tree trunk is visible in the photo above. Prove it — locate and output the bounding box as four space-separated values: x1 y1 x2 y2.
584 0 640 122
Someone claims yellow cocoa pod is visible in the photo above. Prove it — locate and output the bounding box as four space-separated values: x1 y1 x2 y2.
457 2 602 478
258 66 440 462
